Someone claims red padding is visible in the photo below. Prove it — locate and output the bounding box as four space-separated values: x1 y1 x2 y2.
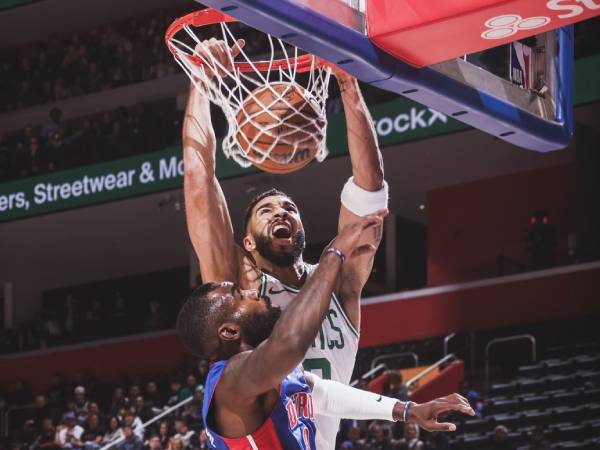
367 372 390 395
367 0 600 67
410 360 465 404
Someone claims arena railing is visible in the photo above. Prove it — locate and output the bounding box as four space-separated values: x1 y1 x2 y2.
370 351 419 370
99 396 193 450
2 403 34 437
405 353 458 390
484 333 537 391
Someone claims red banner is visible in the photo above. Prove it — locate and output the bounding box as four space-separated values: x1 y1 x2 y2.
367 0 600 67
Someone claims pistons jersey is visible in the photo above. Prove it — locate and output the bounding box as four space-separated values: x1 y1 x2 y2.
203 360 317 450
259 263 359 450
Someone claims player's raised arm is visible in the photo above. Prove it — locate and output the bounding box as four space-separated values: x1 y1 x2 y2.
332 68 387 331
221 214 384 400
183 39 245 282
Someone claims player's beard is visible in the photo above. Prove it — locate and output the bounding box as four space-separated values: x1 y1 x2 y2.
242 305 283 348
255 229 306 268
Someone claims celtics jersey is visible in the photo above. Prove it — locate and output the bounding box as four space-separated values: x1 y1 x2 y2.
259 263 359 450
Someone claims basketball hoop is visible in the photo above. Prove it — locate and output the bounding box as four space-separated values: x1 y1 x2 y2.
165 9 331 171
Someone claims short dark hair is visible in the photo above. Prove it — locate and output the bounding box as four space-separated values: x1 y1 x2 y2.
243 188 294 233
176 282 230 358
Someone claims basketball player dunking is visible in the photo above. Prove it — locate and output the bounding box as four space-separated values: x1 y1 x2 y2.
183 39 388 449
176 218 475 449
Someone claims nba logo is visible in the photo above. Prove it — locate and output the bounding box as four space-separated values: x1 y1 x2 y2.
510 41 533 89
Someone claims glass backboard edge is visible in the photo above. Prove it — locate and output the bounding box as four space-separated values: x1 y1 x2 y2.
194 0 573 152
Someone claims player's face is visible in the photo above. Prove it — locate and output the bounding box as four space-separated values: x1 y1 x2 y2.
248 195 305 267
211 282 282 348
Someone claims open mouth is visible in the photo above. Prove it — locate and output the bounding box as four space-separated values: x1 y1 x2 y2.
271 222 292 239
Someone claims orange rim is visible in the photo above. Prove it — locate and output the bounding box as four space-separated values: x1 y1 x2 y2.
165 8 318 74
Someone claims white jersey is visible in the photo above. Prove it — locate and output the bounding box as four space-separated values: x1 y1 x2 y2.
259 263 359 450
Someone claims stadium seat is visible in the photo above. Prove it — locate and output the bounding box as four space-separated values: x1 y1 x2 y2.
488 397 519 414
574 354 600 370
490 381 517 396
552 390 581 406
518 362 546 376
461 417 492 433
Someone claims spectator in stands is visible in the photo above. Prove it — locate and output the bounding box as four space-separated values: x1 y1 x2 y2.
144 381 162 413
27 394 58 432
118 426 142 450
157 421 172 450
61 402 78 424
526 428 550 450
30 417 60 450
173 417 198 450
110 387 126 416
461 381 484 418
87 403 103 424
63 293 77 336
196 361 209 385
166 380 182 407
55 412 84 449
178 375 197 401
46 374 64 406
102 417 122 446
383 371 409 401
166 438 183 450
45 108 63 141
180 385 203 430
143 301 163 331
74 386 90 423
492 425 514 450
134 396 152 423
362 422 394 450
129 385 141 401
394 423 424 450
339 426 364 450
80 414 104 450
145 435 163 450
122 412 144 439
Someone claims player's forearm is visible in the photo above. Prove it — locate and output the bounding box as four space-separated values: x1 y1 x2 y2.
338 78 384 191
308 373 407 421
269 252 342 359
183 84 217 179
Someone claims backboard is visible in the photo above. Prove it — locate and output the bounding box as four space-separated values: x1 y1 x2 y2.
194 0 574 152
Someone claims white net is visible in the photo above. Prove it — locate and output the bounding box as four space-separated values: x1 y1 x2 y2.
167 12 331 169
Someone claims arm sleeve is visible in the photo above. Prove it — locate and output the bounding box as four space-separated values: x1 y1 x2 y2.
307 372 398 421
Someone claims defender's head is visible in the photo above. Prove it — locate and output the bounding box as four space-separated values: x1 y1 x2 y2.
243 189 305 268
176 282 282 360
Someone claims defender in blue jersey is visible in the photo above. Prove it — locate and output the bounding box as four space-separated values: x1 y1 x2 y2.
177 215 475 449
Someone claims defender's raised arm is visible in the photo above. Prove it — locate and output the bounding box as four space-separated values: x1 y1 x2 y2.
221 213 385 399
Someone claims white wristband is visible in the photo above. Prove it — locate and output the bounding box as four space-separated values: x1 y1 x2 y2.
341 177 389 217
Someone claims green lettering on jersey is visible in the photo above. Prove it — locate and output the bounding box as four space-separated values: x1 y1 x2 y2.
326 309 345 349
303 357 332 380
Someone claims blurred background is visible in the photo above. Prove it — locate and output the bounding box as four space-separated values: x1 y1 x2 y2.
0 0 599 449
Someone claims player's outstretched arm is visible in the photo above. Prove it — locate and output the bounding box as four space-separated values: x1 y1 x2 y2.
332 68 387 331
183 39 246 282
306 372 475 431
220 215 384 401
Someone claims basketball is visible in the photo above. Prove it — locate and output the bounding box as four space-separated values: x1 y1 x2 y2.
235 82 326 174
